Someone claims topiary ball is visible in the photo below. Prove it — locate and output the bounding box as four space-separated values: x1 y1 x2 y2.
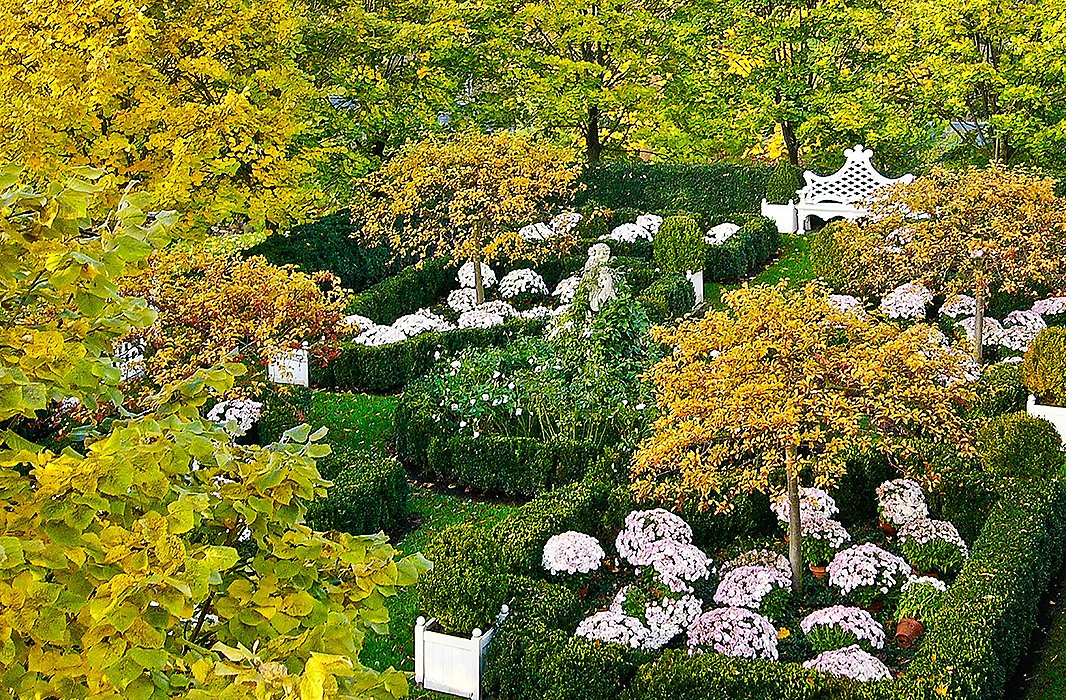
971 363 1027 418
977 411 1063 481
417 523 511 636
1022 328 1066 406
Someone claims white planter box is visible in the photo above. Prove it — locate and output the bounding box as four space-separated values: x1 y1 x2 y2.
268 347 309 387
685 269 704 307
1027 395 1066 445
760 199 798 234
415 606 509 700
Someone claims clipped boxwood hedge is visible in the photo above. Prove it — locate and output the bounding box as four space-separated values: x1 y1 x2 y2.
638 272 696 322
705 216 781 283
306 451 409 535
426 435 601 498
321 318 546 394
978 412 1064 482
576 163 798 227
347 258 454 324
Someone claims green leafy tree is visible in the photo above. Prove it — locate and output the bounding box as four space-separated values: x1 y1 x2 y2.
0 170 429 699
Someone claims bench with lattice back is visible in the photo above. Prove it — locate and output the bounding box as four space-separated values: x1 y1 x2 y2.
760 145 914 233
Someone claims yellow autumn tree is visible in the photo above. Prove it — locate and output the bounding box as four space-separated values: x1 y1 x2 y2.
634 283 975 591
355 132 582 302
0 0 322 231
120 251 349 401
831 166 1066 362
0 169 428 698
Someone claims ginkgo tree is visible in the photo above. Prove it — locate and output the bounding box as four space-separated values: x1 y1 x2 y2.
0 169 429 699
356 131 581 303
831 166 1066 362
633 283 974 592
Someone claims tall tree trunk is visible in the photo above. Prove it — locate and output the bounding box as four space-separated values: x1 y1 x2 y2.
780 121 800 166
786 445 803 594
974 280 986 364
586 105 602 164
473 254 485 304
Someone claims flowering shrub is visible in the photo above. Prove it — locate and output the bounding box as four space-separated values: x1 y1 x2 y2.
875 479 929 528
721 549 790 577
550 211 583 235
457 261 497 289
612 585 703 649
713 565 792 621
637 214 664 238
542 531 605 575
879 282 933 320
687 607 779 660
604 222 652 243
457 309 506 329
343 313 374 331
800 606 885 652
476 300 517 318
352 324 407 347
447 288 480 313
392 310 454 337
771 487 839 523
802 644 892 682
207 398 263 434
615 509 693 565
1032 296 1066 316
519 222 555 241
957 315 1003 347
897 575 948 621
828 543 911 605
998 310 1047 353
552 275 583 304
498 269 549 299
518 305 555 320
800 516 852 566
704 222 740 245
635 539 714 593
574 609 654 649
827 294 866 318
898 518 969 575
940 294 976 318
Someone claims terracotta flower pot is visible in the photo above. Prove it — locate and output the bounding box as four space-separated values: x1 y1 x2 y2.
865 600 884 614
879 520 897 536
895 618 924 648
809 564 828 579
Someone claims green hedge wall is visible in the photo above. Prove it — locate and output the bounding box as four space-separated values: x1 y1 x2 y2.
306 451 409 535
320 318 546 394
346 258 454 324
704 216 781 283
576 163 800 226
244 211 396 293
426 435 601 498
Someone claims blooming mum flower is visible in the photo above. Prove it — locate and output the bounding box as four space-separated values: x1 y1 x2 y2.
801 605 886 650
447 288 479 313
457 261 497 289
542 531 605 575
828 543 911 602
803 644 892 682
575 610 654 649
611 586 703 649
771 487 839 523
879 282 933 320
615 508 693 565
498 269 549 298
634 539 714 593
940 294 976 318
704 222 740 245
713 565 791 617
207 399 263 433
687 607 778 660
720 549 791 577
457 309 505 329
875 479 929 528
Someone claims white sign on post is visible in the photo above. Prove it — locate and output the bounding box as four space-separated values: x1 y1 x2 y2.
268 347 309 387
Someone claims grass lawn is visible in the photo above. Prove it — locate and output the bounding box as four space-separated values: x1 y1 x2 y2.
703 232 815 309
362 487 520 683
307 390 397 453
1023 574 1066 700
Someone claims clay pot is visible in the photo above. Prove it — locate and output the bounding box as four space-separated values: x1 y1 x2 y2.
895 618 925 648
865 600 884 614
809 564 828 579
879 520 897 536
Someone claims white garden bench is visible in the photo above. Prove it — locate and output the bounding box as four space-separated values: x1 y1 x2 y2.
761 145 914 233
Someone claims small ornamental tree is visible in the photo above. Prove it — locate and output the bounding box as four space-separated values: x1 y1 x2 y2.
121 250 348 400
0 171 429 699
355 132 581 303
832 166 1066 362
633 283 975 592
653 215 706 274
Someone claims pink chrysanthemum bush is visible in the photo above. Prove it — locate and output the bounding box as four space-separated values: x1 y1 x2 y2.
713 566 792 621
897 518 969 575
542 531 605 576
800 605 886 653
803 644 892 682
827 543 911 606
687 607 779 660
771 487 839 524
875 479 929 528
800 516 852 566
611 584 703 650
615 508 694 565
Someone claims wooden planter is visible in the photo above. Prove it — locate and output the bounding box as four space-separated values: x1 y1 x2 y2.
1027 395 1066 445
414 606 509 700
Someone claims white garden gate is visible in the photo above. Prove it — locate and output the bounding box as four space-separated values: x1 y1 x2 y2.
761 145 914 234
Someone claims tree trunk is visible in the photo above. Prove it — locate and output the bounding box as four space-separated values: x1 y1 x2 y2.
780 121 800 166
786 445 803 594
473 255 485 305
974 282 986 364
585 105 602 164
